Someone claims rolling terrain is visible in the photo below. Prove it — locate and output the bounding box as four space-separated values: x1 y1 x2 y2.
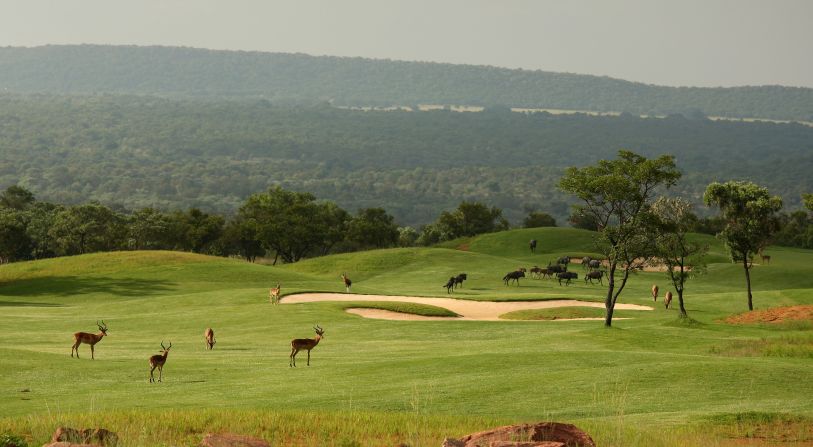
1 228 812 445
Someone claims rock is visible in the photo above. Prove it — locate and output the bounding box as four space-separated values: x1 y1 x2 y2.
81 428 118 446
51 427 83 444
42 443 100 447
443 422 595 447
49 427 117 446
199 433 271 447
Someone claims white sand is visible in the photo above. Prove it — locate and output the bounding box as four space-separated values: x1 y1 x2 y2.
281 293 651 321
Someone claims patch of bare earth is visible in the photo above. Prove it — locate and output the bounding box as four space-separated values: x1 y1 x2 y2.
723 305 813 325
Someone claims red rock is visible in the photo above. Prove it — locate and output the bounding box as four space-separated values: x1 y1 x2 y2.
199 433 271 447
443 422 595 447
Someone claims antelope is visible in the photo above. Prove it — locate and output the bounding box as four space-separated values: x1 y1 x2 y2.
71 320 108 360
664 291 673 309
651 284 659 302
204 328 216 350
269 283 281 304
290 325 324 367
149 341 171 383
529 239 537 253
341 273 352 293
759 249 771 264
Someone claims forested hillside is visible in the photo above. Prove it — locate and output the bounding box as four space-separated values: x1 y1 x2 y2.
1 45 812 121
1 94 811 226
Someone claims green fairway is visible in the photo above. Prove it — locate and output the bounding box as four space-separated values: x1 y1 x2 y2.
1 228 812 446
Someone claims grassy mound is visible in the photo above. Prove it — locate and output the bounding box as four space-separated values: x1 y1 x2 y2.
500 307 632 320
339 301 459 317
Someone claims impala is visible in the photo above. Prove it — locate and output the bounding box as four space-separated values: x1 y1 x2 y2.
651 284 659 302
149 341 172 383
71 320 108 360
341 273 352 293
289 325 324 367
204 328 216 350
269 283 281 304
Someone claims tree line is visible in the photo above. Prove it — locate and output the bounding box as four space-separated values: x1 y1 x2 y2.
1 45 812 121
1 94 812 228
0 185 524 264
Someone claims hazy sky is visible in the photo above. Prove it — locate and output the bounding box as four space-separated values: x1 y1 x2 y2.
1 0 811 88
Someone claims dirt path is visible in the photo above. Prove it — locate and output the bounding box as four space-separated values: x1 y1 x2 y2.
281 293 652 321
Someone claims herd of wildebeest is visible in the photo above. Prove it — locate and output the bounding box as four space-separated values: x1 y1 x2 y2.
68 238 682 380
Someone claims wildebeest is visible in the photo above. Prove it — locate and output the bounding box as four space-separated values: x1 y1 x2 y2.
557 271 578 286
584 270 604 285
581 256 592 270
588 259 602 270
529 239 537 253
443 277 456 294
557 256 571 266
664 291 673 309
453 273 467 288
529 266 543 279
503 270 525 286
547 263 567 274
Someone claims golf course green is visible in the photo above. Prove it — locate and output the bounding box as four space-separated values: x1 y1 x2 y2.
1 228 811 446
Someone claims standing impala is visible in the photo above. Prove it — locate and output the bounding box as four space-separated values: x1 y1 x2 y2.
149 341 172 383
341 273 352 293
204 328 216 350
289 325 324 367
269 283 281 304
71 321 108 359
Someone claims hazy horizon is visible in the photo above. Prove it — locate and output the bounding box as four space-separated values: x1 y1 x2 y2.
1 0 812 89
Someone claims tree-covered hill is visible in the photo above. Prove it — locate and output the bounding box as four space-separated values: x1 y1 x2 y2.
1 94 811 226
0 45 811 121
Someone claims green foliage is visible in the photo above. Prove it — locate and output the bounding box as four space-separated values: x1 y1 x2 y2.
704 181 783 310
804 193 813 212
523 211 557 228
1 45 812 121
1 94 812 227
346 208 399 249
559 150 681 326
0 186 35 211
0 433 27 447
432 201 509 241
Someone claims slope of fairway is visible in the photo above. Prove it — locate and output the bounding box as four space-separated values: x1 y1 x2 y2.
2 234 813 446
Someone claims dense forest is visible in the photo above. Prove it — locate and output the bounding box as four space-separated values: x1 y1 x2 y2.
1 94 811 226
1 45 812 121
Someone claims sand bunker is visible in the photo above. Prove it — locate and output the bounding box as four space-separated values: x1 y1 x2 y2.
281 293 652 321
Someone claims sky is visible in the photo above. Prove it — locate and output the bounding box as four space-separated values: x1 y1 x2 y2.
1 0 811 88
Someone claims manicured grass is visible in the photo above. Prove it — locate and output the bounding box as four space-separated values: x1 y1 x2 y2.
338 301 460 317
1 228 812 446
499 307 638 320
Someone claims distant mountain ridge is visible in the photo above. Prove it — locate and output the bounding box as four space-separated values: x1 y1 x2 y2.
0 44 811 121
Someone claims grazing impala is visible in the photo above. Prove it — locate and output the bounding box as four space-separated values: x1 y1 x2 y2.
341 273 352 293
149 341 172 383
71 321 108 360
651 284 659 302
664 291 673 309
204 328 216 350
269 283 281 304
290 325 324 367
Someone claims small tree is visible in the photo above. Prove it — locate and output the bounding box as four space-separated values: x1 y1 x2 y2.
560 150 681 327
436 201 509 239
347 208 399 249
804 193 813 212
704 181 782 311
651 197 708 317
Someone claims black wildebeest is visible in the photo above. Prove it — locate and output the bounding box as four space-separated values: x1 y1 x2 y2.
547 263 567 275
503 270 525 286
453 273 467 288
443 276 456 294
581 256 592 270
557 271 578 286
529 239 537 253
585 270 604 285
557 256 571 266
588 259 602 270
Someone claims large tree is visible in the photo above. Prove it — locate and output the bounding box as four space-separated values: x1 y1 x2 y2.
49 203 126 255
347 207 400 249
651 197 708 318
436 201 509 239
704 181 782 311
559 150 681 327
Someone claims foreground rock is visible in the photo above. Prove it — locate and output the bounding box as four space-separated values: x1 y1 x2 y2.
442 422 595 447
199 433 271 447
48 427 118 446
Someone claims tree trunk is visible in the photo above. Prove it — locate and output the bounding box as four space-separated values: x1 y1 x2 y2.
743 257 754 311
678 265 687 317
604 262 617 327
